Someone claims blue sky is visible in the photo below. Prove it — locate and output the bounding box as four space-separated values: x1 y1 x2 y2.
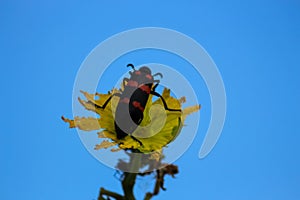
1 1 300 199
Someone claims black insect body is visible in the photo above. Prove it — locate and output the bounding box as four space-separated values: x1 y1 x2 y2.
92 64 181 145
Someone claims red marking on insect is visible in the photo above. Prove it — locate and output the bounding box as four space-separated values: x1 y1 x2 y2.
127 80 138 87
139 84 151 94
132 101 144 111
135 71 141 75
119 97 130 104
145 74 152 80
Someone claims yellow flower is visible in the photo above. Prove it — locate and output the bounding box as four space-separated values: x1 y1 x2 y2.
62 87 200 153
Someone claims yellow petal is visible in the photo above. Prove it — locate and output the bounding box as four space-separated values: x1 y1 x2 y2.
182 104 201 120
111 148 122 152
61 116 76 128
98 130 118 141
63 86 201 153
62 116 101 131
119 136 141 149
94 140 117 150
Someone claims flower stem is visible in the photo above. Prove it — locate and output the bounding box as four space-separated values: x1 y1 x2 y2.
121 152 142 200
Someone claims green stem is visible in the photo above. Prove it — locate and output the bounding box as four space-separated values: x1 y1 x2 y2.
144 192 153 200
121 172 137 200
121 152 142 200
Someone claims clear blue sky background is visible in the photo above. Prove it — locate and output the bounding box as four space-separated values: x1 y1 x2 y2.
1 1 300 199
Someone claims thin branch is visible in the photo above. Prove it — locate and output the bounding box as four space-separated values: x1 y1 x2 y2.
98 187 124 200
98 152 179 200
143 164 179 200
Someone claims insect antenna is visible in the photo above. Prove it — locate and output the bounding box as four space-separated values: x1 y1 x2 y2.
153 72 163 78
127 63 136 71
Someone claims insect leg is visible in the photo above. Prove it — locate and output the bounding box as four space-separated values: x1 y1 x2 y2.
130 135 143 146
89 93 121 110
150 91 182 112
152 80 160 91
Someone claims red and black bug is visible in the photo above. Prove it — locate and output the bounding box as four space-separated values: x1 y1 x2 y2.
92 64 181 145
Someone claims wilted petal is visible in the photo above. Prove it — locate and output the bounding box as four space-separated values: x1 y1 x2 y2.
95 140 117 150
62 116 101 131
